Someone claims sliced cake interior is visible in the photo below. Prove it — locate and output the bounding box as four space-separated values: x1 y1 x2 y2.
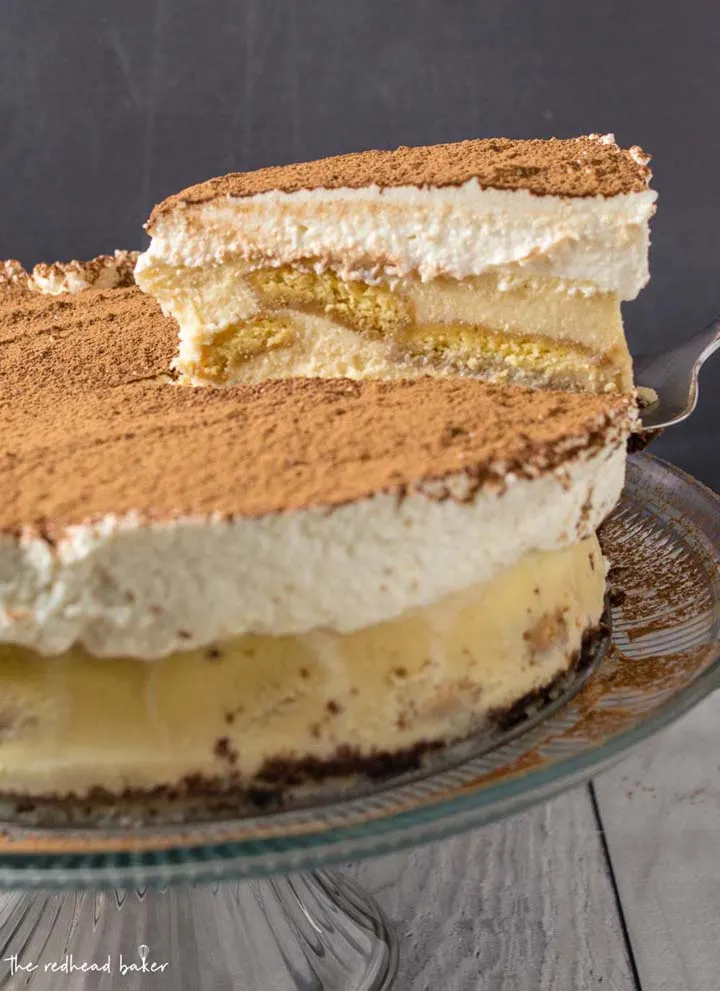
136 135 656 394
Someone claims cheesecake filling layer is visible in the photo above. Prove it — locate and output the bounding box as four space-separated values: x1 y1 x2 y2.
0 537 605 799
138 259 633 392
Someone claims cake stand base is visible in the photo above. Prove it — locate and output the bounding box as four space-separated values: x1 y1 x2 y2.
0 871 397 990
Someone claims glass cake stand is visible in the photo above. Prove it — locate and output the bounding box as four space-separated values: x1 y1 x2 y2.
0 453 718 990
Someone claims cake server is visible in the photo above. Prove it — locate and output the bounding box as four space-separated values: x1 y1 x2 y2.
635 317 720 430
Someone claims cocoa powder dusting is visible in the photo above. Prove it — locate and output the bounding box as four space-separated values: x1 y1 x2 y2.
0 282 632 534
599 508 713 637
149 135 652 225
0 260 31 299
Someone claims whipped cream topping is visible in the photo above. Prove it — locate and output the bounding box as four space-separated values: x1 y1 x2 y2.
0 435 628 659
137 182 657 301
31 251 139 295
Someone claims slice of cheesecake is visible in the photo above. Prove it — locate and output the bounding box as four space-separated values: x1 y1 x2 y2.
0 262 634 803
136 135 655 394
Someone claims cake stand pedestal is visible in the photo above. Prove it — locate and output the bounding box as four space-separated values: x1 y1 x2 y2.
0 873 396 990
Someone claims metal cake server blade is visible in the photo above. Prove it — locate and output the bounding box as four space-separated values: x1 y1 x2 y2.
634 317 720 431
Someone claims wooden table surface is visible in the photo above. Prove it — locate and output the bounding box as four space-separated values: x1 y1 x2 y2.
349 690 720 991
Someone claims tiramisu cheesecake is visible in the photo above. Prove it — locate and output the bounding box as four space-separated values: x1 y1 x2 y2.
135 135 655 394
0 259 634 802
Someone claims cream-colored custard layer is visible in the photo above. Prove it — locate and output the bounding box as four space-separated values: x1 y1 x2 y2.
138 260 633 393
0 537 605 798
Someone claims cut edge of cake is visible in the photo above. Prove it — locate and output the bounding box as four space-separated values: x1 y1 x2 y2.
136 135 655 395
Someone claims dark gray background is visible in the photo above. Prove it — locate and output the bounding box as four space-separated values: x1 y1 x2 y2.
1 0 717 487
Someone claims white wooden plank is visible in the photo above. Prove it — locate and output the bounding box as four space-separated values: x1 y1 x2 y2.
349 785 634 991
595 692 720 991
